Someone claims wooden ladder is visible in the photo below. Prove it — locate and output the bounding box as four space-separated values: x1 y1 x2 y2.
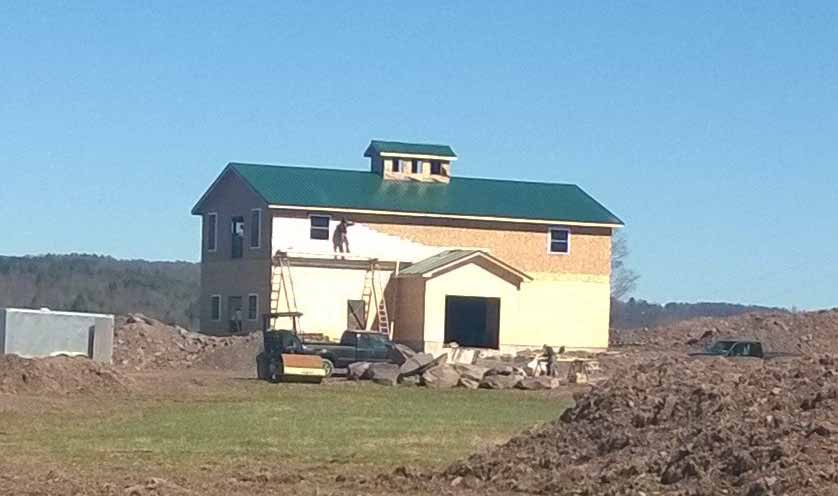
269 251 300 331
361 260 390 334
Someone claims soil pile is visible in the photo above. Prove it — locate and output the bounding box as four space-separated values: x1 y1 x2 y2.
438 355 838 495
0 355 130 395
113 314 260 371
611 310 838 353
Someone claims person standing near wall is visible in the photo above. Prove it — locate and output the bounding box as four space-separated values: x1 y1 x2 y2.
333 219 354 259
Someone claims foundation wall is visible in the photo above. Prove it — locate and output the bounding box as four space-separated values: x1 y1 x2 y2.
0 308 114 363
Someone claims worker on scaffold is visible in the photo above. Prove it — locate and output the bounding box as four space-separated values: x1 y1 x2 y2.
333 218 354 259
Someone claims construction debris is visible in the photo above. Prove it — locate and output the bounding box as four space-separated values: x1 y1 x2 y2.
421 364 461 388
113 314 259 371
368 363 400 386
611 309 838 354
437 354 838 495
0 354 131 395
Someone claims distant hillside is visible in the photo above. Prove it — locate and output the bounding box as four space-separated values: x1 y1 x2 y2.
611 297 786 329
0 254 199 328
0 254 788 333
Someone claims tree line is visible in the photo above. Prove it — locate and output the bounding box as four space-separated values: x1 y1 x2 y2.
0 254 199 328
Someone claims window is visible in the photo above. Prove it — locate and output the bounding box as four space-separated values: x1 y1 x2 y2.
231 216 245 258
430 161 442 175
548 228 570 254
310 215 330 240
210 295 221 321
391 160 402 173
207 213 218 252
249 209 261 249
411 160 422 174
358 333 389 350
247 294 258 321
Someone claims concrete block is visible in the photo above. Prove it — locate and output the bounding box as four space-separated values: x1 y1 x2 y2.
0 308 114 363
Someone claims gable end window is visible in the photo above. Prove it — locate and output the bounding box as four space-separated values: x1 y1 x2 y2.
210 295 221 321
207 213 218 252
548 228 570 254
250 209 261 249
310 215 330 240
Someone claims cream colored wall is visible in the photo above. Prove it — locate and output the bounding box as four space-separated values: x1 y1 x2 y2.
418 267 610 354
514 276 611 350
422 263 522 349
284 266 393 340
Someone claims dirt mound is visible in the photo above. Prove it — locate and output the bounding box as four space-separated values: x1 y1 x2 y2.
435 355 838 495
612 309 838 353
0 355 131 395
113 314 260 371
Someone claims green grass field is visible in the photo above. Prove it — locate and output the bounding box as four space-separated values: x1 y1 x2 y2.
4 379 571 479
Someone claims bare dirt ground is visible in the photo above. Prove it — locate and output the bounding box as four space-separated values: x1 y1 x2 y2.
5 310 838 495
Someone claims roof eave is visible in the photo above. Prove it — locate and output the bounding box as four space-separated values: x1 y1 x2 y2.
267 203 622 228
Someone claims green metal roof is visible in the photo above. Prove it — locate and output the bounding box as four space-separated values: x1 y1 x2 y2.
195 163 623 226
399 250 531 281
364 140 457 158
399 250 481 276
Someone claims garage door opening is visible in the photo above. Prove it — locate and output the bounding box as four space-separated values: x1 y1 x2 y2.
444 296 500 349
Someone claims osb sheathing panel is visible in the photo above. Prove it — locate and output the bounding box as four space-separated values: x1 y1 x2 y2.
392 278 425 347
270 209 613 276
368 220 612 276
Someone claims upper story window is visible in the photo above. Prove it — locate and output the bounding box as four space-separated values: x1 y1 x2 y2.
310 215 330 240
231 216 245 258
548 228 570 254
250 209 261 249
412 160 422 174
207 213 218 252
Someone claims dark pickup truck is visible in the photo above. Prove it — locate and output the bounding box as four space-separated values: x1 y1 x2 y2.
302 330 399 376
688 339 798 360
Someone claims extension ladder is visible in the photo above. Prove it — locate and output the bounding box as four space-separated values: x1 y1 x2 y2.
361 259 390 334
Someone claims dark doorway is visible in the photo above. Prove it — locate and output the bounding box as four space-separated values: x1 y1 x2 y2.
347 299 366 330
444 296 500 349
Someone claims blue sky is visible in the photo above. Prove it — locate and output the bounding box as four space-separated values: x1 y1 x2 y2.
2 2 836 309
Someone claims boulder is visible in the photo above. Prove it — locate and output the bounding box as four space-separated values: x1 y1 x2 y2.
390 344 417 365
452 364 489 383
458 377 481 389
347 361 372 381
485 364 516 376
480 374 522 390
421 364 461 388
399 353 436 377
518 376 562 390
369 363 401 386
